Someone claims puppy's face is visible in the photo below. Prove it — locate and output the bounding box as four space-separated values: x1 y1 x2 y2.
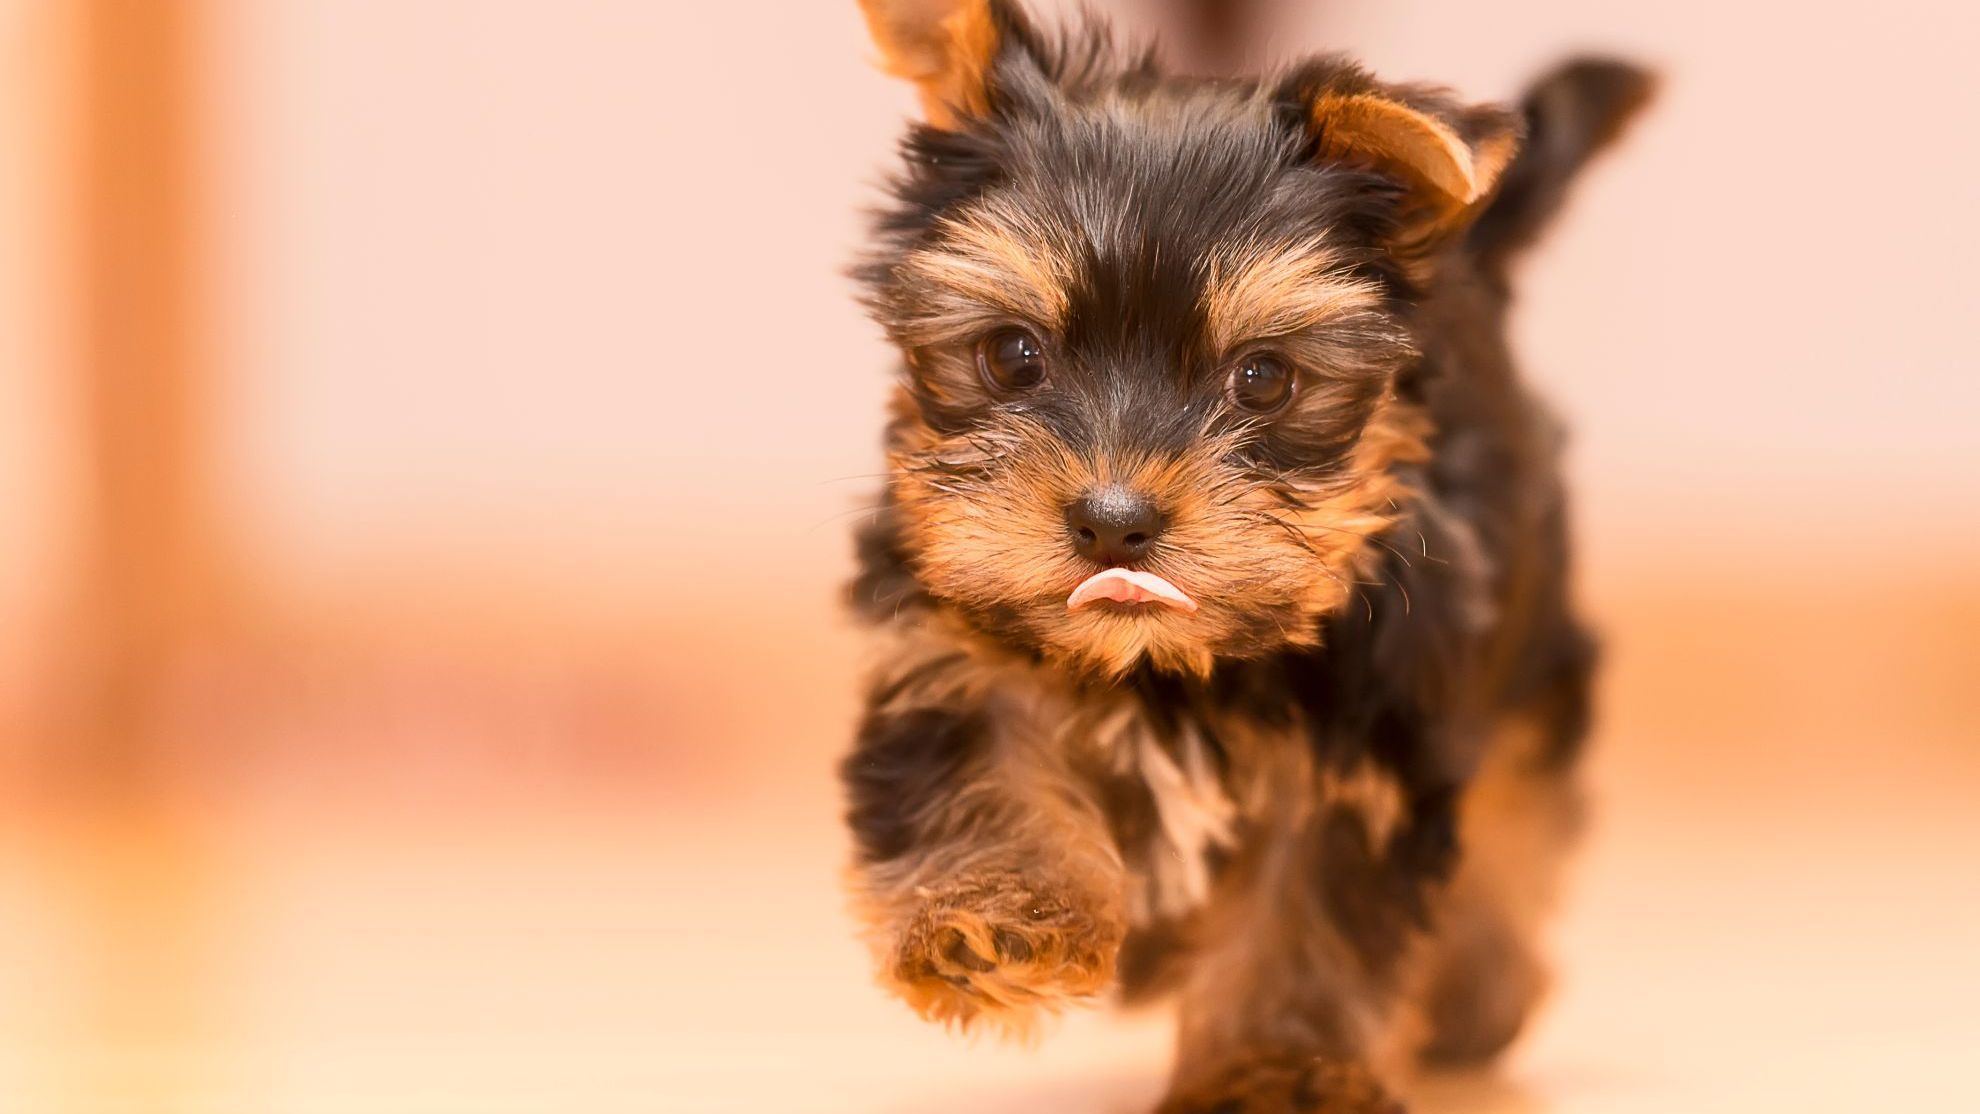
856 3 1513 677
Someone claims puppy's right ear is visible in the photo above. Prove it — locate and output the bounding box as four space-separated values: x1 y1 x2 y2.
857 0 1028 127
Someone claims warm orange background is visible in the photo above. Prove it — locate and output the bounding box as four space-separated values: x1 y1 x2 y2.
2 2 1976 1112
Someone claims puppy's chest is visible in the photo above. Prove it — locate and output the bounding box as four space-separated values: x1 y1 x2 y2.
1046 688 1415 926
1053 695 1295 926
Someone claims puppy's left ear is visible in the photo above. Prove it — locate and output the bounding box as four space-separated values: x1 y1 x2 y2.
1284 62 1522 247
857 0 1029 128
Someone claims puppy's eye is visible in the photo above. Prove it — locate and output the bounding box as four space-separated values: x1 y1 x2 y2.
1227 353 1294 413
977 327 1048 393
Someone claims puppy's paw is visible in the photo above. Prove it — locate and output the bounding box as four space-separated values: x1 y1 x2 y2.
885 868 1123 1034
1158 1056 1403 1114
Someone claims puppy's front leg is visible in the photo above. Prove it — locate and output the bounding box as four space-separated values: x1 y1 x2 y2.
840 659 1127 1033
1157 794 1425 1114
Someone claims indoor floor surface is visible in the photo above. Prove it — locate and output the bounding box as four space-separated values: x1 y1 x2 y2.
4 565 1976 1113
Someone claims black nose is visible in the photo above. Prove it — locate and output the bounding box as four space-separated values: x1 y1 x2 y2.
1065 487 1165 566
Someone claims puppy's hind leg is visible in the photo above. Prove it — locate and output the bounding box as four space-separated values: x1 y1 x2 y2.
1415 713 1583 1066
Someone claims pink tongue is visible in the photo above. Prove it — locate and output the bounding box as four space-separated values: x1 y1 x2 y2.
1067 568 1199 613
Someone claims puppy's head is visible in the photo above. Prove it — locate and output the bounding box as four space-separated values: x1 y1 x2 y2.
855 0 1518 678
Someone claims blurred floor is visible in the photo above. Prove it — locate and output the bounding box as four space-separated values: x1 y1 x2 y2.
3 555 1976 1114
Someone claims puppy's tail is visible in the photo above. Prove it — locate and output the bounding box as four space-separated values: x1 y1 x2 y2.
1469 57 1657 273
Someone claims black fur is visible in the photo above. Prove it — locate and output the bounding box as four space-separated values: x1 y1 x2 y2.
843 704 991 864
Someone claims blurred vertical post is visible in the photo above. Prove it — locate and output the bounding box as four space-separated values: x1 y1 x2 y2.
70 0 225 774
51 0 228 1109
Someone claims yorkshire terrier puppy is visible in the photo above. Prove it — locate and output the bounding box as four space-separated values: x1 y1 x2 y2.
839 2 1651 1109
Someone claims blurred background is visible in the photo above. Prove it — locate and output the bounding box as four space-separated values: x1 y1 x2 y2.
2 1 1976 1111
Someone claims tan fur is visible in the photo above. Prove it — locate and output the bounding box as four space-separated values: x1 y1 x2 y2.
1159 1058 1397 1114
1411 714 1582 1066
895 197 1082 342
1311 93 1489 208
857 0 1000 127
889 390 1430 680
1200 239 1389 357
1165 725 1409 1099
848 618 1130 1036
859 863 1124 1034
1285 395 1434 588
1317 760 1409 852
1465 130 1520 210
1457 717 1581 933
1309 91 1521 283
1127 718 1238 920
